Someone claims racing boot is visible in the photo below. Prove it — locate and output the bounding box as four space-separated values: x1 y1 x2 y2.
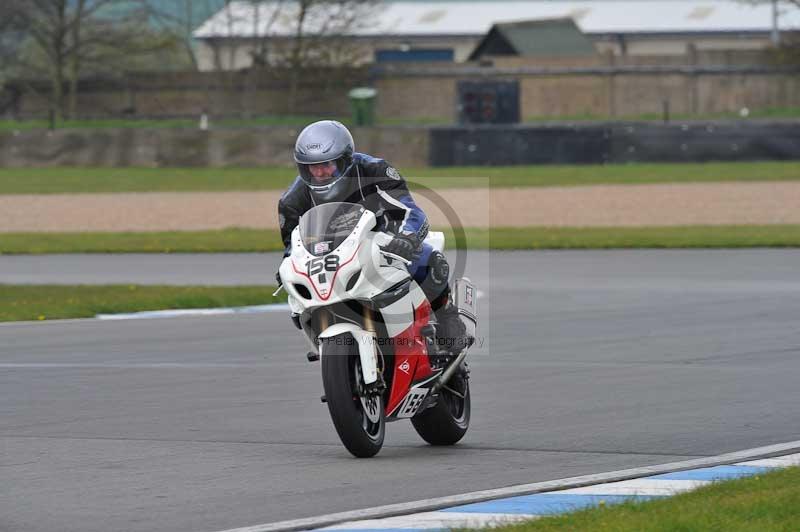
431 288 468 357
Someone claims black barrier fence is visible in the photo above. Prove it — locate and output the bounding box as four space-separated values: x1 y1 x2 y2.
429 122 800 166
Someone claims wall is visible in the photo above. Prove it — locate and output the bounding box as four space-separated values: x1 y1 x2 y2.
3 58 798 122
0 126 430 168
373 66 800 121
4 69 370 119
1 121 797 168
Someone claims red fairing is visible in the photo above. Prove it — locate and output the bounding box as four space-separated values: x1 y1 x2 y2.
385 298 434 415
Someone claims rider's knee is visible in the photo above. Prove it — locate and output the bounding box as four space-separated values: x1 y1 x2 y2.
421 251 451 305
429 250 450 286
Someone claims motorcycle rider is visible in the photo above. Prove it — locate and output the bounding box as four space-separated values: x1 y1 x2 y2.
278 119 467 355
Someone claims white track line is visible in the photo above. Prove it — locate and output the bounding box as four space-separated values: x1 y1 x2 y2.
0 303 292 327
320 512 534 530
737 452 800 468
96 304 290 320
558 478 708 496
212 439 800 532
1 288 482 326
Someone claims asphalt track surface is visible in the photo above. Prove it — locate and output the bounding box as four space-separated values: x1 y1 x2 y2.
2 250 800 532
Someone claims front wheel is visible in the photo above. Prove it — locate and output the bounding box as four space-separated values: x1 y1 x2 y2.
411 371 470 445
321 336 385 458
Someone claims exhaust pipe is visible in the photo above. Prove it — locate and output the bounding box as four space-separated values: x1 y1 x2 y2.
433 349 469 391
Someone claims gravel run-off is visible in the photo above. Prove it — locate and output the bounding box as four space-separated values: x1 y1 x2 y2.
1 182 799 232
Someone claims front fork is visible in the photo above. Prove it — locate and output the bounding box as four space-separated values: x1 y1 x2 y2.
316 307 382 389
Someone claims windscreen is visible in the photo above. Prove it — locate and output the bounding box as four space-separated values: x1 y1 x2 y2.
298 202 365 256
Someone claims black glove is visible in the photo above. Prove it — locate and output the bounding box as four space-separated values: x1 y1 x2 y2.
275 271 283 286
381 234 417 261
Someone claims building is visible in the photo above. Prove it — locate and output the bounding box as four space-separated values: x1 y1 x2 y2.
468 18 598 60
193 0 800 70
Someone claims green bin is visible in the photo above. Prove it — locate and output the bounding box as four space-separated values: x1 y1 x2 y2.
348 87 377 126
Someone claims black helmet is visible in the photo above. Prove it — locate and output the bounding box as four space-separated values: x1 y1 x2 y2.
294 120 355 191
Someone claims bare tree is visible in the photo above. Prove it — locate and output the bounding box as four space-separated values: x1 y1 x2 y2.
5 0 178 120
227 0 378 112
190 1 377 116
273 0 378 68
756 0 800 65
0 2 27 116
248 0 287 67
284 0 379 112
741 0 800 46
146 0 229 70
0 3 23 74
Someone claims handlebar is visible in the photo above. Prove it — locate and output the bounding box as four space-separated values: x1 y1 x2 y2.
379 250 412 266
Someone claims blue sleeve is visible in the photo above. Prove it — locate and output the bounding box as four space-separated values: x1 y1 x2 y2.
375 181 429 241
396 193 427 235
357 152 430 242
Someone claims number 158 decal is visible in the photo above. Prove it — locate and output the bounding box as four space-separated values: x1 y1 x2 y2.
307 255 340 276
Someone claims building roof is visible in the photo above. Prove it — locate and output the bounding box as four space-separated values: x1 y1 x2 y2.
469 18 597 59
194 1 800 39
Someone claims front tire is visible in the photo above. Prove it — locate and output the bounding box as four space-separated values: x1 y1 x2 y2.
411 371 470 445
321 336 385 458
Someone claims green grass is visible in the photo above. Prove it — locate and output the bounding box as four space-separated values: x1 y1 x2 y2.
0 167 297 194
3 106 799 131
0 284 286 322
0 116 349 131
2 226 800 255
0 119 198 131
525 106 800 122
0 115 445 131
464 225 800 249
483 466 800 532
0 229 286 254
0 162 798 194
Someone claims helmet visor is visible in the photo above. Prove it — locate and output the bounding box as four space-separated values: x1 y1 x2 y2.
298 158 348 187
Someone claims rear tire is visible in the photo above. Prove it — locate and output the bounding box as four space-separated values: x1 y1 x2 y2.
411 371 470 445
321 336 385 458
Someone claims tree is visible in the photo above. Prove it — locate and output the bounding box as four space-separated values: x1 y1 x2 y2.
250 0 379 69
198 0 378 112
0 3 28 116
762 0 800 66
286 0 379 111
145 0 228 69
4 0 180 120
742 0 800 46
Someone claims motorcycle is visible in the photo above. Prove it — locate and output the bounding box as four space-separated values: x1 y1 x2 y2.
276 202 477 457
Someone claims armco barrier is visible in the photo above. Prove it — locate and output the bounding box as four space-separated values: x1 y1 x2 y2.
0 122 798 168
430 125 610 166
611 122 800 163
429 121 800 166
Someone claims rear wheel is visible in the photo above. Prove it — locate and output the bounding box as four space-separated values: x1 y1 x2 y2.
411 370 470 445
321 336 385 458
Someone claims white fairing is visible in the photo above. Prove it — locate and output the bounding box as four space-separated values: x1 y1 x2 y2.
278 206 475 394
425 231 445 253
318 323 379 384
278 209 418 382
278 210 411 315
381 282 428 338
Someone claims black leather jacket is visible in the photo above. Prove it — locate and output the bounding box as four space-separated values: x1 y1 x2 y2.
278 153 429 252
